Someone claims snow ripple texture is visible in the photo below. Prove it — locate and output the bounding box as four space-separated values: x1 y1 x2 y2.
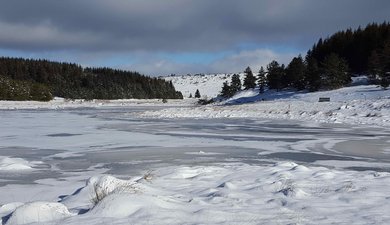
2 162 390 224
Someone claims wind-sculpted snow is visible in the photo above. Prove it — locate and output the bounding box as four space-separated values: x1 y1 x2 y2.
2 163 390 224
5 202 72 225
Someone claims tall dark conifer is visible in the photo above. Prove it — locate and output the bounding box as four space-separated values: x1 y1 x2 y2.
220 81 233 98
320 53 350 89
286 55 306 90
257 66 266 94
243 67 256 90
305 57 321 91
230 74 242 93
266 61 285 91
195 89 201 98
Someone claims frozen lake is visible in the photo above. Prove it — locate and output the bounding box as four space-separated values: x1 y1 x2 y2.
1 107 390 224
2 107 390 177
1 107 390 186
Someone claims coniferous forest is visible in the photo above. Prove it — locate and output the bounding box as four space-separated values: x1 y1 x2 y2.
298 22 390 90
221 22 390 97
0 57 183 101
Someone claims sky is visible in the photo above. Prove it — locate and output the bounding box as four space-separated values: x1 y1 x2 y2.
0 0 389 76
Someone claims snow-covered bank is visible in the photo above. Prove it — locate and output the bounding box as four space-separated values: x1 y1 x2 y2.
2 162 390 224
0 98 196 110
140 84 390 127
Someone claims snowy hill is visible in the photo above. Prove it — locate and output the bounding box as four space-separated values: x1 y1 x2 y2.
163 73 245 98
144 76 390 127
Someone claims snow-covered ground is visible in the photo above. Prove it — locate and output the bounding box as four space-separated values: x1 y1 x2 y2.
1 76 390 224
1 107 390 224
145 77 390 127
164 73 245 98
4 163 390 225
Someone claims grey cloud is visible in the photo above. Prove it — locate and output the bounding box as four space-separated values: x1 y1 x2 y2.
0 0 389 52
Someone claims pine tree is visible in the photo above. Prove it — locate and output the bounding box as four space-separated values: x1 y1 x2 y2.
194 89 201 98
305 57 321 92
243 67 256 90
286 55 306 90
189 93 193 98
368 50 382 82
266 61 285 91
230 74 241 94
320 53 350 89
220 81 233 98
380 75 390 89
368 40 390 88
257 66 266 94
379 41 390 89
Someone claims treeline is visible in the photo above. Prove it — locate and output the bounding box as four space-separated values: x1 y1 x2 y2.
0 75 52 101
220 22 390 97
0 57 183 101
308 22 390 74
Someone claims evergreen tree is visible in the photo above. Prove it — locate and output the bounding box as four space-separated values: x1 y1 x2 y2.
266 61 285 91
220 81 233 98
305 57 321 91
380 75 390 89
320 53 350 89
189 93 192 98
368 50 382 82
230 74 242 93
257 66 266 94
286 55 306 90
195 89 201 98
380 41 390 89
243 66 256 90
369 40 390 88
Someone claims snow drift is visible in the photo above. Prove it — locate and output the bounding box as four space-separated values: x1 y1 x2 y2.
2 162 390 224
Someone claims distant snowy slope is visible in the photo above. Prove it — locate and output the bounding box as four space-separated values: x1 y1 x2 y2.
163 73 245 98
141 78 390 127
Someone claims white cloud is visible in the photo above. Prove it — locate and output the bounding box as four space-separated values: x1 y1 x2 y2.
208 49 296 73
123 49 297 76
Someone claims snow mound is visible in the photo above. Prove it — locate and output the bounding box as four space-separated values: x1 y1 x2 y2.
0 157 34 171
61 175 139 210
0 203 23 223
2 163 390 224
5 202 72 225
87 175 138 196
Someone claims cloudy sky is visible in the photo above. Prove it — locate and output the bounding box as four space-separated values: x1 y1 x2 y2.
0 0 389 76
